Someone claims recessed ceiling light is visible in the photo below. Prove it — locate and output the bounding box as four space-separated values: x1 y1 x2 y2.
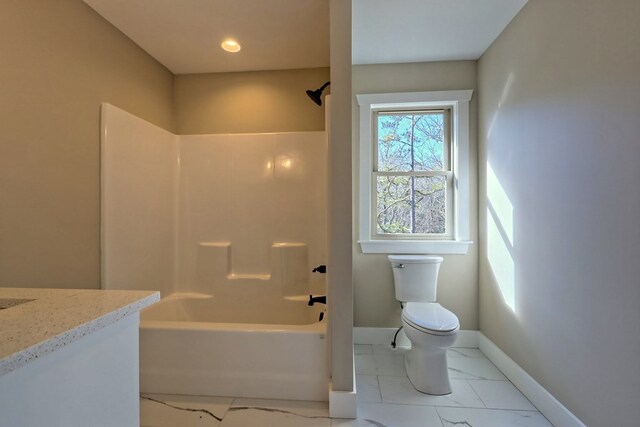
221 39 241 53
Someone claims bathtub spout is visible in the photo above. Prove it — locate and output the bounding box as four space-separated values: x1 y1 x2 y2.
308 295 326 306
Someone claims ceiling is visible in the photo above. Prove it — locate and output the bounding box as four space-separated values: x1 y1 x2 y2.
83 0 330 74
353 0 528 64
83 0 527 75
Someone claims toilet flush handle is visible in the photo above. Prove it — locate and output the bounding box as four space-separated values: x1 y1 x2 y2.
391 263 405 269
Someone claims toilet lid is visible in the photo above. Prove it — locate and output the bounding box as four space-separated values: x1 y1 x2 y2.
402 303 459 333
388 255 443 264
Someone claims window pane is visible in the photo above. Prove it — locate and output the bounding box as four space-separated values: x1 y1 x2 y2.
414 176 446 234
377 112 445 172
376 175 446 235
376 175 412 233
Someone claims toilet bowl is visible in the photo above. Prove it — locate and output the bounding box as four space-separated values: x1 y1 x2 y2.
401 302 459 395
388 255 459 395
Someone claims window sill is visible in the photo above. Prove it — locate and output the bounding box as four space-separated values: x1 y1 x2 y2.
358 240 473 255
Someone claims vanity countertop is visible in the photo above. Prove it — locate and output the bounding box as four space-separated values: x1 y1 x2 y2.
0 287 159 376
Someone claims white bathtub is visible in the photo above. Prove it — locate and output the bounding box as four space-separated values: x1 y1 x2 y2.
139 293 329 401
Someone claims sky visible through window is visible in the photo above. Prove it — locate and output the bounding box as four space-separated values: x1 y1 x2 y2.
376 112 447 234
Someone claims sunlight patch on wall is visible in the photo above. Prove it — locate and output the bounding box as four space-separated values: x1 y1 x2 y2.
487 163 514 245
486 162 516 313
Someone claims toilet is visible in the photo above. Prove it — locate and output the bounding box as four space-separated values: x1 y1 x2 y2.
388 255 459 395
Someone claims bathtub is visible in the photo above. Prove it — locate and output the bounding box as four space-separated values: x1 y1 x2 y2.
139 293 329 401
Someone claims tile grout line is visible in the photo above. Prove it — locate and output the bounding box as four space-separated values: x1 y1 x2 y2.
475 348 542 413
434 406 447 427
464 378 488 409
221 397 239 422
467 378 542 412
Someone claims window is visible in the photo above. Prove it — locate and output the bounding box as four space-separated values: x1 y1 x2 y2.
357 90 473 254
375 109 452 238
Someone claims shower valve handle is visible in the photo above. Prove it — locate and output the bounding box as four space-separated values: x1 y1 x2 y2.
308 295 327 306
312 265 327 274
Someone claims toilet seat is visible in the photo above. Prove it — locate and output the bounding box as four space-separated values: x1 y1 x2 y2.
402 302 459 336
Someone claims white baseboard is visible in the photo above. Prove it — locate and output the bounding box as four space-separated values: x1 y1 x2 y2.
353 327 585 427
353 327 478 348
478 334 586 427
329 384 357 419
328 350 357 419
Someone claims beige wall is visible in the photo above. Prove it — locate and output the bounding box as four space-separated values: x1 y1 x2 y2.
174 68 330 135
352 61 479 329
0 0 174 289
478 1 640 425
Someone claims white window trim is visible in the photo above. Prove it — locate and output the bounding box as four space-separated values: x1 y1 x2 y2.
357 90 473 255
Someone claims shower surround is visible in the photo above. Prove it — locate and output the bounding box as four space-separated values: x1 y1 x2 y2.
101 103 328 400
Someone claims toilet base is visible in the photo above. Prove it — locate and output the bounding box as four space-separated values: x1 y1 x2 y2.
404 347 453 395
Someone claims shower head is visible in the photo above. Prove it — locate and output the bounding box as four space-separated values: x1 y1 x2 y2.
306 81 331 106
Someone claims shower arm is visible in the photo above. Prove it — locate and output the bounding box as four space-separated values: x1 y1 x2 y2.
317 81 330 92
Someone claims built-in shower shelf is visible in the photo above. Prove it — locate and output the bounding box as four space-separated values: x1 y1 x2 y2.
284 295 311 302
227 273 271 281
199 242 230 248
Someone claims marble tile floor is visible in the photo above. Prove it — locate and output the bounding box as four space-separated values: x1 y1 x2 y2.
140 344 553 427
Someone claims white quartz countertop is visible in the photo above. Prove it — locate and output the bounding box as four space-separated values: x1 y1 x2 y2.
0 287 159 376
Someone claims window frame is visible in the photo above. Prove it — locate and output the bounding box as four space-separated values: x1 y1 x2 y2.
357 90 473 255
372 108 453 240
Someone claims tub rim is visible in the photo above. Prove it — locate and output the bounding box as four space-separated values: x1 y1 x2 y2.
140 292 327 331
139 318 327 333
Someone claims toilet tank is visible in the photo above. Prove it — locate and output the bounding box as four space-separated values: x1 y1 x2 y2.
388 255 443 302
